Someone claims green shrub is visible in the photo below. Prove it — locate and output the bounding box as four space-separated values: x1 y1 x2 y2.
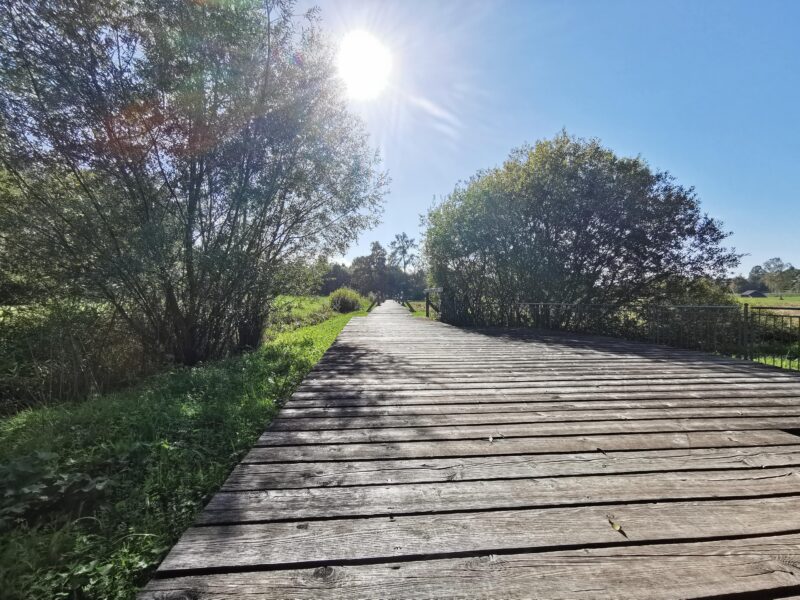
329 288 363 313
0 302 160 412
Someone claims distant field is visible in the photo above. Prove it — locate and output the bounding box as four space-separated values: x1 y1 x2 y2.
734 294 800 309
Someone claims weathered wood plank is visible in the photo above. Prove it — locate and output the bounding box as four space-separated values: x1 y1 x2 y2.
158 496 800 572
140 533 800 600
285 388 800 408
296 375 800 393
244 430 800 462
224 445 800 489
277 396 800 418
270 406 800 431
198 467 800 524
258 417 800 445
289 381 800 400
143 301 800 599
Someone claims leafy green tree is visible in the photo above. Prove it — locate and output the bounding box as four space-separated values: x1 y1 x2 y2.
0 0 386 363
351 242 388 296
389 232 418 273
424 132 740 324
762 257 794 293
746 266 769 292
320 263 352 295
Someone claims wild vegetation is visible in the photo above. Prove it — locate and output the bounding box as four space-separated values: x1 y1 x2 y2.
0 3 382 595
424 132 740 325
329 287 367 313
0 0 385 366
320 236 427 299
0 299 365 600
730 257 800 296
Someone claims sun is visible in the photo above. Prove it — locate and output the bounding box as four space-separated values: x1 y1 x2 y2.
336 30 392 101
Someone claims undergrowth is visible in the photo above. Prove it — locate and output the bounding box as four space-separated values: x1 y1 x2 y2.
0 310 363 599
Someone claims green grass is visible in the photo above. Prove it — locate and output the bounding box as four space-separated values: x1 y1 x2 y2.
408 300 429 318
735 294 800 308
0 307 365 599
754 355 800 370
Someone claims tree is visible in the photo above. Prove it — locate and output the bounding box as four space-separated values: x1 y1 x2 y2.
389 232 418 273
351 242 388 296
762 257 793 294
424 132 740 324
0 0 386 363
746 266 769 292
320 263 352 295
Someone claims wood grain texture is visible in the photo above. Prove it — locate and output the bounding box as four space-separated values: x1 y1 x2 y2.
198 467 800 524
224 445 800 489
142 300 800 599
141 534 800 599
243 430 800 462
158 496 800 572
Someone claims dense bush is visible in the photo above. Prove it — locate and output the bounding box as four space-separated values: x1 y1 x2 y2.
329 288 364 313
0 303 160 412
424 132 740 325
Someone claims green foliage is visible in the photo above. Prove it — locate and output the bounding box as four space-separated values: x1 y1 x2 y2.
0 302 160 412
0 1 385 364
349 239 427 299
424 131 740 325
0 310 360 599
268 295 332 331
732 258 799 295
329 288 365 313
388 233 418 273
320 263 353 295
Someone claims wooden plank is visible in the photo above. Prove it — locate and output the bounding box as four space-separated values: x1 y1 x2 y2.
296 375 800 392
197 467 800 524
285 389 800 408
299 371 800 386
157 496 800 572
277 396 800 418
258 417 800 446
289 382 800 400
223 445 800 489
244 430 800 462
270 406 800 431
140 533 800 600
143 301 800 599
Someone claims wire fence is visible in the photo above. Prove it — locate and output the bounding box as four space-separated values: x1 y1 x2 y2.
508 302 800 371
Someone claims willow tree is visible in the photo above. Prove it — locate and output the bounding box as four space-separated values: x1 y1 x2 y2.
0 0 386 363
424 132 739 324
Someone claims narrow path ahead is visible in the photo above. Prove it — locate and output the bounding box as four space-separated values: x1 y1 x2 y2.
142 300 800 599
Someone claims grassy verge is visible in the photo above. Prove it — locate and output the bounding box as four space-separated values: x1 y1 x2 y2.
0 309 364 600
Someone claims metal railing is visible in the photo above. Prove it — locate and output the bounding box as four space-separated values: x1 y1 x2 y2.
508 302 800 371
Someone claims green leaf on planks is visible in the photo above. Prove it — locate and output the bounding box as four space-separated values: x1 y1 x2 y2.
606 514 629 538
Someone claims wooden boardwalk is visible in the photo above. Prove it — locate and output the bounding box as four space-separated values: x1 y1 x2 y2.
141 300 800 599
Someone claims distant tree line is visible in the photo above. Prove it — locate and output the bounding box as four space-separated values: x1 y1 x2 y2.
424 132 740 325
320 234 427 300
730 258 800 295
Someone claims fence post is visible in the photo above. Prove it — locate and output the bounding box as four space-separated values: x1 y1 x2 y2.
425 291 430 318
742 303 750 359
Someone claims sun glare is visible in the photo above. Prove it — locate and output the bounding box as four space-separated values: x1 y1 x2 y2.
336 30 392 101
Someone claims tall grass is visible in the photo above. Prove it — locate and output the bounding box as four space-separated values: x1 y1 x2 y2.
0 302 161 412
0 309 364 599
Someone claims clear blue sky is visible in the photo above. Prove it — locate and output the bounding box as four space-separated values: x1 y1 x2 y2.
308 0 799 275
